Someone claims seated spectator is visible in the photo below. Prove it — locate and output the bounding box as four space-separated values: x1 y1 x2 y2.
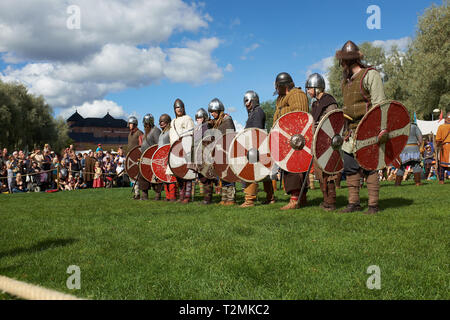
96 144 103 152
12 173 27 193
423 144 435 178
75 175 87 189
427 166 437 180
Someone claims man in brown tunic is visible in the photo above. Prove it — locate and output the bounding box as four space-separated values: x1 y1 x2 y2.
127 116 144 199
83 150 96 188
272 72 310 210
336 40 386 214
305 73 339 211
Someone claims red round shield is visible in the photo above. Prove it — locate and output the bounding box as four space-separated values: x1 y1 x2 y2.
139 144 158 182
212 132 240 183
169 136 196 180
125 145 141 180
354 101 410 171
313 110 345 174
151 144 177 183
229 128 273 182
194 136 217 179
269 111 313 173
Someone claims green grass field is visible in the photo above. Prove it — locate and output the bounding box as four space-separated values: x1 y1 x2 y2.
1 180 449 300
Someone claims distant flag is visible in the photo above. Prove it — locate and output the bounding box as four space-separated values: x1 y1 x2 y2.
413 111 417 123
439 110 443 121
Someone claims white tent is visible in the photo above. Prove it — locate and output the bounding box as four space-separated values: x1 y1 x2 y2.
416 119 444 135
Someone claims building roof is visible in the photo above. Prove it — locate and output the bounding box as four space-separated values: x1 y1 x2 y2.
67 111 127 128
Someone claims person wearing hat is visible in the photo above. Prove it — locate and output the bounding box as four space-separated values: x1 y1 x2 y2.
139 113 161 200
127 115 144 199
305 73 340 211
272 72 310 210
208 98 237 206
169 99 195 204
335 40 387 214
96 144 103 152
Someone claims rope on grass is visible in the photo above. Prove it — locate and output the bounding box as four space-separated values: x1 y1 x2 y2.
0 275 85 300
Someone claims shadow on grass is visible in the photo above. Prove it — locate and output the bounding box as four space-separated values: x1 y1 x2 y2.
378 197 414 208
0 238 77 259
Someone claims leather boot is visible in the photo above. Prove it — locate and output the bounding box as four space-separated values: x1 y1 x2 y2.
395 175 402 186
140 190 149 201
309 173 315 190
340 173 361 213
335 172 342 189
366 172 380 213
201 183 213 204
240 183 257 207
414 172 421 186
262 180 275 204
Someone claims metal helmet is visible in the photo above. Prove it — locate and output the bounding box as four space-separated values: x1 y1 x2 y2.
335 40 363 61
195 108 209 121
243 90 260 108
305 73 325 90
159 114 171 124
274 72 294 95
128 116 138 126
208 98 225 113
143 113 154 127
173 99 185 114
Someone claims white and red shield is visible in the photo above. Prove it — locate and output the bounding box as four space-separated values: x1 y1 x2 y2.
125 145 141 180
269 111 313 173
139 144 158 182
228 128 273 182
313 110 345 174
169 136 196 180
212 132 240 183
151 144 177 183
354 101 410 171
194 136 217 179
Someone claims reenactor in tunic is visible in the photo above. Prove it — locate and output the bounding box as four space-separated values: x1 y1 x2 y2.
272 72 310 210
336 40 387 214
169 99 195 204
208 98 236 206
158 114 177 201
139 114 162 200
395 122 423 186
305 73 339 211
240 90 275 207
127 116 143 200
194 108 215 204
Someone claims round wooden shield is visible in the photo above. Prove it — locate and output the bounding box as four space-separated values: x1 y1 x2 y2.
169 136 196 180
269 111 313 173
151 144 177 183
354 100 410 171
313 110 345 174
212 132 240 183
125 145 141 180
194 136 217 179
139 144 158 182
229 128 273 182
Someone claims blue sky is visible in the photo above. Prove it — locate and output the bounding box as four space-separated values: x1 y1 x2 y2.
0 0 439 131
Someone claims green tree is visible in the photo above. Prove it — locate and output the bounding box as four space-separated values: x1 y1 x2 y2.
401 1 449 119
261 99 276 130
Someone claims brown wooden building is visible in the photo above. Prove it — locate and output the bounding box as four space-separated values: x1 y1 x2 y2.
67 111 129 151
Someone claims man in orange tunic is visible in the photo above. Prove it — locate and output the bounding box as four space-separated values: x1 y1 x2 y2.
436 112 450 184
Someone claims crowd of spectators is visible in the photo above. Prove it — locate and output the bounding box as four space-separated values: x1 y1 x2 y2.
0 143 130 194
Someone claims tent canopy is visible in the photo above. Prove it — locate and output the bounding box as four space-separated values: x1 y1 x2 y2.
416 119 444 135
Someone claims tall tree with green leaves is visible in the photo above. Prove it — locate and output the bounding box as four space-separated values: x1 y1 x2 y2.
261 99 276 130
401 1 449 119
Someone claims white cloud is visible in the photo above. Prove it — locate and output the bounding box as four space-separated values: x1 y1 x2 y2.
305 56 334 90
372 37 411 52
60 99 128 120
228 107 237 113
224 64 233 72
233 120 244 133
241 43 260 60
0 0 210 63
1 38 224 108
